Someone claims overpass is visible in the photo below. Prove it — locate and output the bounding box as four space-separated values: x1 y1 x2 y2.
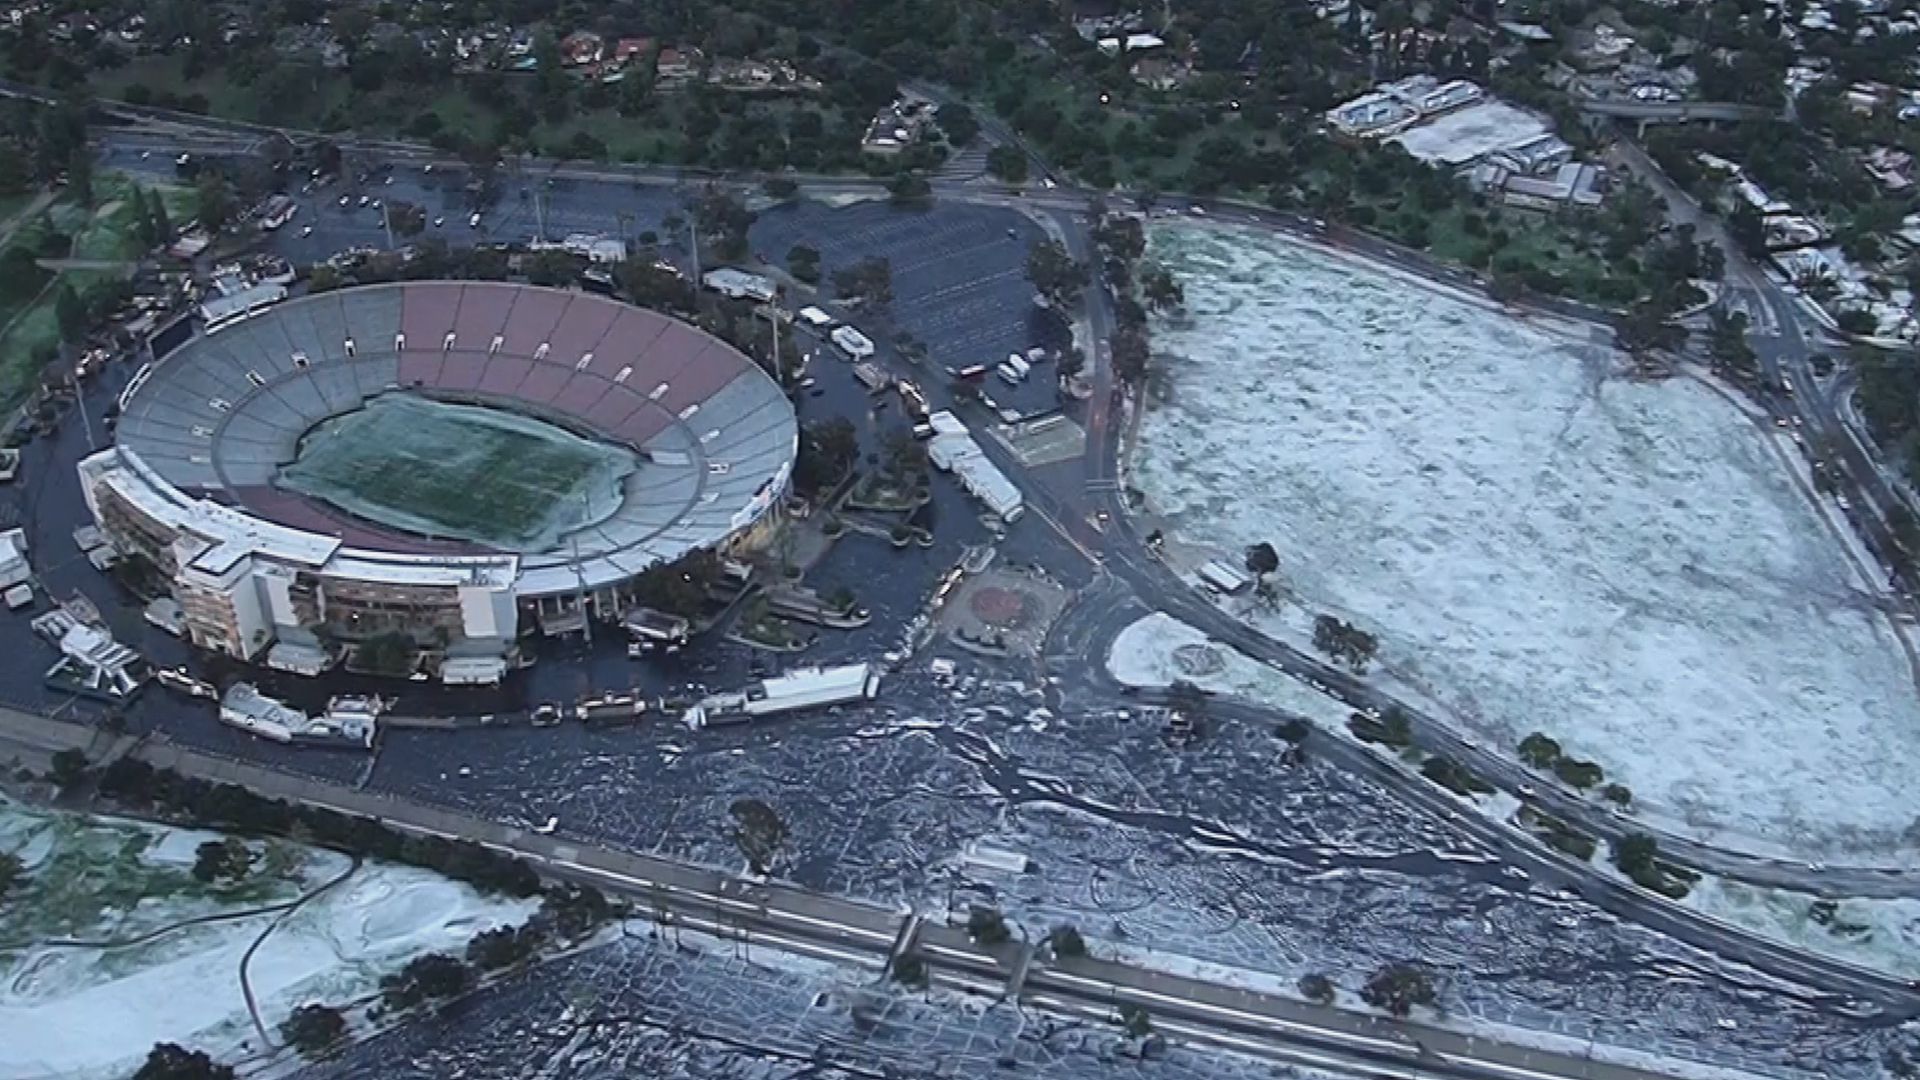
0 706 1757 1080
1571 96 1778 126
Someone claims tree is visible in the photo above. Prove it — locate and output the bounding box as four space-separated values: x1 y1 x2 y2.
1836 308 1879 336
380 952 473 1010
1613 299 1687 358
888 171 932 204
1706 307 1756 377
986 145 1028 184
279 1003 347 1057
191 837 253 883
150 190 172 245
65 144 92 207
1119 1002 1152 1038
49 747 88 790
1111 324 1151 386
891 951 929 986
195 174 233 233
1311 614 1377 672
1612 832 1659 878
1298 972 1336 1005
1047 924 1087 958
729 798 787 876
1517 732 1562 769
967 905 1011 945
762 177 799 200
1057 347 1086 383
0 851 24 899
786 244 820 284
794 416 859 496
53 282 86 343
353 631 412 676
690 186 755 262
935 102 979 147
1026 239 1089 311
630 548 724 615
1139 264 1185 313
832 256 893 307
1361 962 1436 1017
132 1043 236 1080
1244 541 1280 581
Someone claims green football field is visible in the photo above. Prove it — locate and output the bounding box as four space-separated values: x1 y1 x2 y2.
277 394 636 549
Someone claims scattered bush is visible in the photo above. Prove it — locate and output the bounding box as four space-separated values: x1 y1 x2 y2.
1421 755 1493 797
967 905 1011 946
279 1003 348 1057
1360 962 1435 1018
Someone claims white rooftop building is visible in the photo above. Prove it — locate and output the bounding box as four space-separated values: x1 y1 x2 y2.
1327 92 1419 138
199 283 288 329
0 527 28 592
926 413 1024 521
702 268 778 302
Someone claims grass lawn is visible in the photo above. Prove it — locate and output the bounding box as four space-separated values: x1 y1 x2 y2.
279 394 635 547
0 174 182 414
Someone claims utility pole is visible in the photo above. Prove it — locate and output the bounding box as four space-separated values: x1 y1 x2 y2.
688 215 700 283
70 370 94 451
767 304 784 383
570 492 592 647
536 188 547 243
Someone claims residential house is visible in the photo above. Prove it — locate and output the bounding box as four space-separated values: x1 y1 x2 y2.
1865 146 1913 191
862 98 935 155
560 30 602 66
655 45 704 85
1131 54 1186 91
1326 92 1419 139
1570 24 1634 71
1097 32 1163 55
613 37 652 64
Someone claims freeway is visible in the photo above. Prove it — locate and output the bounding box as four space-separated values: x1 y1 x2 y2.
0 706 1768 1080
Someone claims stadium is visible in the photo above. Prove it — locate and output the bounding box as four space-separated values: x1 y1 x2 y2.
78 281 797 681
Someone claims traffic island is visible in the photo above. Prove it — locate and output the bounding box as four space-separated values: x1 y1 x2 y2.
937 566 1068 659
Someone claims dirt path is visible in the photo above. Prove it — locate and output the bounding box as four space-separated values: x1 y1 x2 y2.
238 852 362 1048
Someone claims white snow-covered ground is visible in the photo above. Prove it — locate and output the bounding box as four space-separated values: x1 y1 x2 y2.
0 805 537 1080
1107 611 1351 727
1684 877 1920 979
1132 223 1920 859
